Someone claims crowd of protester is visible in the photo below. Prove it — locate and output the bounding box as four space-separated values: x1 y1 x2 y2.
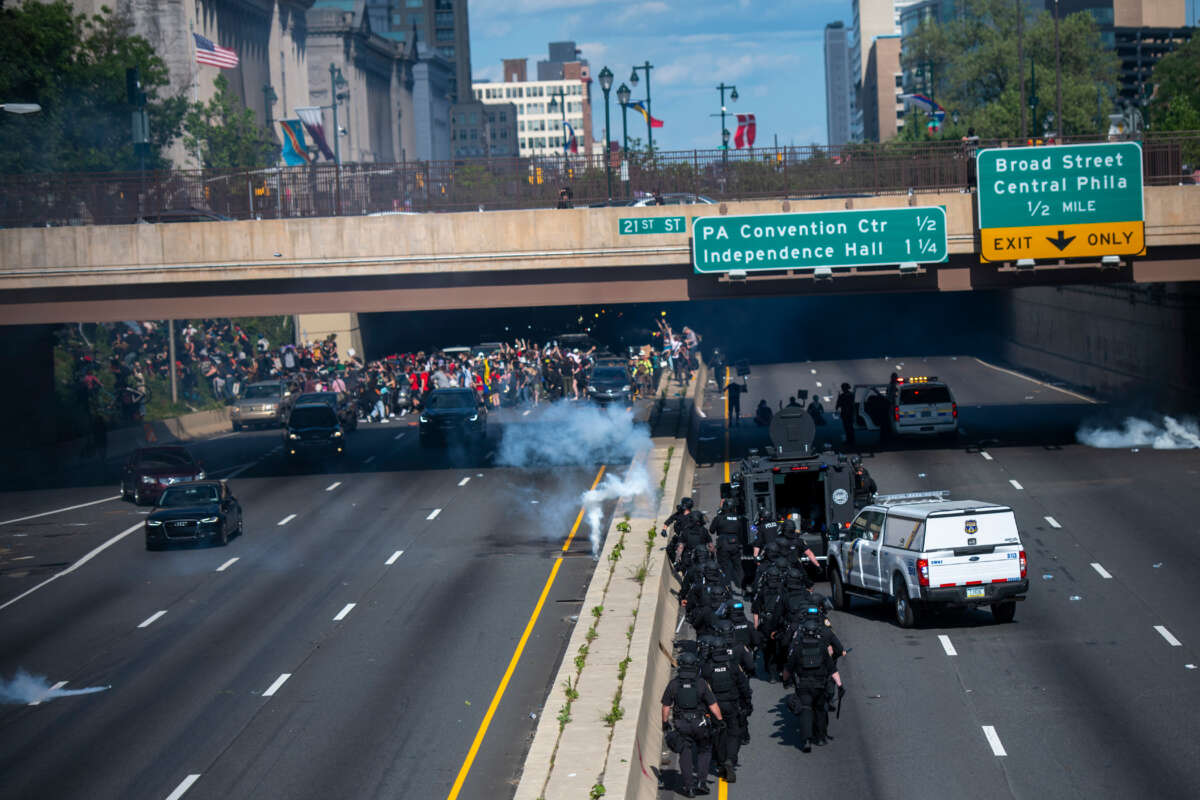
62 315 705 428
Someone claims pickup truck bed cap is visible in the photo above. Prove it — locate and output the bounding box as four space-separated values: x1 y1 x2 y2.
877 500 1011 518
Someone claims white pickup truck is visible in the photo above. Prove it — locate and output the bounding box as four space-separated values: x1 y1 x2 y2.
827 494 1029 627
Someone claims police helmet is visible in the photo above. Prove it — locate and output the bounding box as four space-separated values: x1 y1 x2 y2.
680 496 694 510
714 618 734 636
677 651 699 668
730 601 746 618
786 567 808 587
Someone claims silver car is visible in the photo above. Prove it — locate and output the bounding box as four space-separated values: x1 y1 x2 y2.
231 381 284 430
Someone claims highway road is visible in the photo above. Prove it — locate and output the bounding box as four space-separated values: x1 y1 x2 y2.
665 355 1200 799
0 410 624 800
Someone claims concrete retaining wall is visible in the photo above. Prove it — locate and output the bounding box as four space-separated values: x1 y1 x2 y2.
998 283 1200 412
53 406 232 467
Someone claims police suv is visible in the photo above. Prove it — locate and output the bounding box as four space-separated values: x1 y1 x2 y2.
826 493 1029 627
888 376 957 438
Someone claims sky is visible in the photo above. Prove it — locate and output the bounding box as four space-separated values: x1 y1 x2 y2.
467 0 850 151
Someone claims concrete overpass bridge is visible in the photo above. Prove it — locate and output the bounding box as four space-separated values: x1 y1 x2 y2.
2 187 1198 336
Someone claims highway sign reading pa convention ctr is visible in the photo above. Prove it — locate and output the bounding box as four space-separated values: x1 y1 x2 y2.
692 207 948 274
977 141 1144 262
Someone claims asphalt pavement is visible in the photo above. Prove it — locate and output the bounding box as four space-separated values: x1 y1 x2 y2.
0 406 630 800
664 356 1200 799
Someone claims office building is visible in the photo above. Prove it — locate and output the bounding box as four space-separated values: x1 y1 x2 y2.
824 22 853 146
365 0 473 104
538 41 589 80
452 102 519 159
862 34 904 141
850 0 900 140
475 47 595 160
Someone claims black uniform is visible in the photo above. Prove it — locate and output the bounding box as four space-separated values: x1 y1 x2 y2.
710 511 748 592
722 381 745 426
836 386 856 445
702 648 752 779
662 666 719 795
785 616 839 750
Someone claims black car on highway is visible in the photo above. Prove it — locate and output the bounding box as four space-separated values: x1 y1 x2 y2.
288 391 358 431
285 402 346 460
145 481 242 550
121 446 206 506
419 388 487 446
587 363 633 406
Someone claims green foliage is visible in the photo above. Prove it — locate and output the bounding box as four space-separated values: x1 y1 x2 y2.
589 783 606 799
562 677 579 701
1150 36 1200 131
0 1 185 173
900 0 1118 139
615 521 631 533
591 605 604 618
183 74 277 169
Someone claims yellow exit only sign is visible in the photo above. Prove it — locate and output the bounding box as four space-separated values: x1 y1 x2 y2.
981 220 1145 261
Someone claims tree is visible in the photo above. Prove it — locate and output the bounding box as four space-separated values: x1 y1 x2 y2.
183 74 277 169
0 1 185 173
900 0 1118 140
1149 35 1200 132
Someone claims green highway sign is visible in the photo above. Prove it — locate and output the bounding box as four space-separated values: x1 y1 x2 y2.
977 141 1145 261
692 207 947 273
618 216 685 235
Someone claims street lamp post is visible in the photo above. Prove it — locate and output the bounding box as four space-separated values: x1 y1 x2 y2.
548 87 568 173
616 83 631 157
599 66 614 200
716 82 738 163
328 63 349 215
1052 0 1063 141
628 61 654 156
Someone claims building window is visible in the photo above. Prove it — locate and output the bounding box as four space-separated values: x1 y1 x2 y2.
499 112 506 122
438 46 455 58
435 11 453 26
405 0 423 7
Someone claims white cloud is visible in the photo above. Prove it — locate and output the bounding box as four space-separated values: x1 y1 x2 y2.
577 41 608 61
615 0 670 24
473 64 502 84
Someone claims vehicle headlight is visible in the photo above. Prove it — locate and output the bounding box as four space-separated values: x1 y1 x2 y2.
141 476 155 484
146 519 162 526
200 516 219 524
621 384 631 392
419 415 430 423
332 430 343 437
588 386 598 393
289 432 299 439
196 471 205 480
469 414 479 422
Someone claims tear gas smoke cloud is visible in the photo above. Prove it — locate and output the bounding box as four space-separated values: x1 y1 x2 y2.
496 402 654 556
0 669 110 705
1077 416 1200 450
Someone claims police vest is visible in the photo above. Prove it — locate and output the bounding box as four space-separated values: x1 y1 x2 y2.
673 673 703 714
706 658 738 700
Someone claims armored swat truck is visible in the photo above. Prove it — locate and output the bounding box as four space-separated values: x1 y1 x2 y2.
720 407 860 569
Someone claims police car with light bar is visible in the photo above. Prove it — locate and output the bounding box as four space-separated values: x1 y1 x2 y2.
888 376 957 438
826 492 1029 627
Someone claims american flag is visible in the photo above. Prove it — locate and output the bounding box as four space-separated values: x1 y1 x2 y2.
193 33 239 69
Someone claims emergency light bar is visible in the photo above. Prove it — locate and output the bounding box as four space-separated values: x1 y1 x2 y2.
901 376 939 383
874 490 951 504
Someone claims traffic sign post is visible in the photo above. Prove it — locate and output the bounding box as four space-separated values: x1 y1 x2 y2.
977 141 1144 262
692 207 947 274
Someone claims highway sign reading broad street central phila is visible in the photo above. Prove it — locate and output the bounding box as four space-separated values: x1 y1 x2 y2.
692 207 947 274
977 141 1144 262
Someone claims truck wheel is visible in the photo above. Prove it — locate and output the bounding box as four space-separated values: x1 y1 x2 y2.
991 600 1016 624
893 576 917 628
831 568 849 611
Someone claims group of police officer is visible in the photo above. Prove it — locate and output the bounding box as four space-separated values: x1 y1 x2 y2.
659 498 847 797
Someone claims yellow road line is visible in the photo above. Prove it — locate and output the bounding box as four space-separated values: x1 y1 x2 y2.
720 775 729 798
446 465 606 800
723 366 731 483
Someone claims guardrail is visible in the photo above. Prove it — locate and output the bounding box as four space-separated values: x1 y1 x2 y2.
1 133 1196 228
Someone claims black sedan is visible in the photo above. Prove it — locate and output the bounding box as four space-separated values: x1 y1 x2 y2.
587 364 633 406
145 481 243 550
418 388 487 446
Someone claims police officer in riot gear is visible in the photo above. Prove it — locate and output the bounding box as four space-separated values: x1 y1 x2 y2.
710 501 748 593
784 613 840 752
701 638 752 783
662 651 724 797
851 456 877 505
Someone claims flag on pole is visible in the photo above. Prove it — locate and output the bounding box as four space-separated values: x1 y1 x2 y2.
745 113 757 147
563 121 579 154
295 106 335 161
734 114 746 149
628 100 664 128
193 33 239 69
279 120 309 165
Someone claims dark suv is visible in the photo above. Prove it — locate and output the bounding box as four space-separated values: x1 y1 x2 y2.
587 364 633 405
288 391 359 432
285 403 345 460
419 389 487 446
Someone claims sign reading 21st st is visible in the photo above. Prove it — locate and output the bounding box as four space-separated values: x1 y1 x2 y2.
692 207 947 274
977 141 1144 262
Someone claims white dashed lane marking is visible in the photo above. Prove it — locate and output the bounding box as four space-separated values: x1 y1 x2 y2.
363 456 375 464
1091 562 1113 579
458 477 471 487
394 432 405 440
138 610 167 629
262 673 291 697
426 508 441 520
0 495 119 526
216 558 239 572
522 409 532 416
326 481 342 492
386 550 404 565
1045 516 1062 529
938 635 957 656
1009 479 1024 491
981 451 994 461
164 774 201 800
333 603 356 621
1155 625 1183 647
982 726 1007 756
277 514 296 526
29 681 68 706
